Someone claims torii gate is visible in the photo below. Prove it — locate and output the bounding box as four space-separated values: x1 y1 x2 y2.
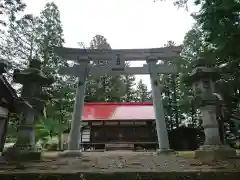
55 46 182 155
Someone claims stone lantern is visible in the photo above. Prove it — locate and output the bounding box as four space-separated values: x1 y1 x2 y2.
185 57 236 162
0 60 32 155
3 59 53 161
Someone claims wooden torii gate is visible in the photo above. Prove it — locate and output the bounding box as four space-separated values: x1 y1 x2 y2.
55 46 182 156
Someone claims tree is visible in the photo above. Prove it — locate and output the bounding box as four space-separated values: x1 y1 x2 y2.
136 80 150 102
36 2 74 149
38 2 66 71
85 35 126 102
85 35 111 102
179 27 205 128
160 41 182 129
121 62 137 102
0 0 26 28
158 0 240 142
123 76 137 102
0 14 40 70
192 1 240 138
154 0 189 9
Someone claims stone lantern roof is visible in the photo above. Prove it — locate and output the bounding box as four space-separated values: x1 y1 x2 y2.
13 59 54 86
12 59 54 117
184 57 220 85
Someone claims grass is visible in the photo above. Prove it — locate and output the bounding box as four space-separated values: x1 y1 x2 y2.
176 151 195 158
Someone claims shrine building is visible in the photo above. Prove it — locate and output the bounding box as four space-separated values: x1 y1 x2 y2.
63 102 158 150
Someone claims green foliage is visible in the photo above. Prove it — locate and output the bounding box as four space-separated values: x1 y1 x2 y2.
122 71 137 102
36 118 67 140
0 14 40 69
38 2 66 70
1 2 74 147
0 0 26 27
85 35 126 102
160 0 240 139
193 0 240 141
136 80 151 102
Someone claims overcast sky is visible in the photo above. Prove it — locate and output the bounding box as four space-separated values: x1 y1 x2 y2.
23 0 197 89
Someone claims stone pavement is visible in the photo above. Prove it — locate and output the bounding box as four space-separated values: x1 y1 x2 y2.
0 151 239 173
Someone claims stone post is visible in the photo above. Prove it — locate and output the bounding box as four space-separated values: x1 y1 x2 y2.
185 57 236 162
200 105 222 145
60 61 89 157
147 57 171 153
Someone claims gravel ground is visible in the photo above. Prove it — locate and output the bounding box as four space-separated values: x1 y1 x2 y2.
0 151 239 173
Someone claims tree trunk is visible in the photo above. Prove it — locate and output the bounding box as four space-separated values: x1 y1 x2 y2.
172 75 179 128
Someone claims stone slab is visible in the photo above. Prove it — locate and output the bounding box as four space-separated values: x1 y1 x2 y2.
58 150 83 158
195 145 237 162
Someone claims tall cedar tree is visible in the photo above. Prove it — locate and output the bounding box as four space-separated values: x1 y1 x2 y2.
85 35 125 102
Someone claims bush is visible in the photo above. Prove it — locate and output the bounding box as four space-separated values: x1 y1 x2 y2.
233 140 240 149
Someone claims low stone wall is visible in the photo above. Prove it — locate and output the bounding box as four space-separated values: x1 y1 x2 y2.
0 172 239 180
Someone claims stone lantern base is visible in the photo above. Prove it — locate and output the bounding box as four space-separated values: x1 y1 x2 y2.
195 145 236 162
2 146 42 162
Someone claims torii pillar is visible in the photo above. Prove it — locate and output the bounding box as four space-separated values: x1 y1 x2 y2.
60 61 89 157
147 57 171 153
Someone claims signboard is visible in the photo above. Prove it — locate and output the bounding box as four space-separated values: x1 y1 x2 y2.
111 53 125 71
81 128 91 142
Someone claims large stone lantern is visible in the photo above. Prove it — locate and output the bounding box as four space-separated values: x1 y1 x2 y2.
3 59 53 161
185 57 236 161
0 60 32 156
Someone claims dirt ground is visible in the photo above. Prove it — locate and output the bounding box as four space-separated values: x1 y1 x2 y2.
0 151 239 174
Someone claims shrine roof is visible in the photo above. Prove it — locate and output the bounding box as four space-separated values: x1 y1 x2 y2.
0 75 18 110
82 102 155 121
0 75 31 112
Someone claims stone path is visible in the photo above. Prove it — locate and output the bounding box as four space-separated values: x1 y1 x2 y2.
0 151 239 173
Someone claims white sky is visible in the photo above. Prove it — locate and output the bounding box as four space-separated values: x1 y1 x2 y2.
23 0 197 89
